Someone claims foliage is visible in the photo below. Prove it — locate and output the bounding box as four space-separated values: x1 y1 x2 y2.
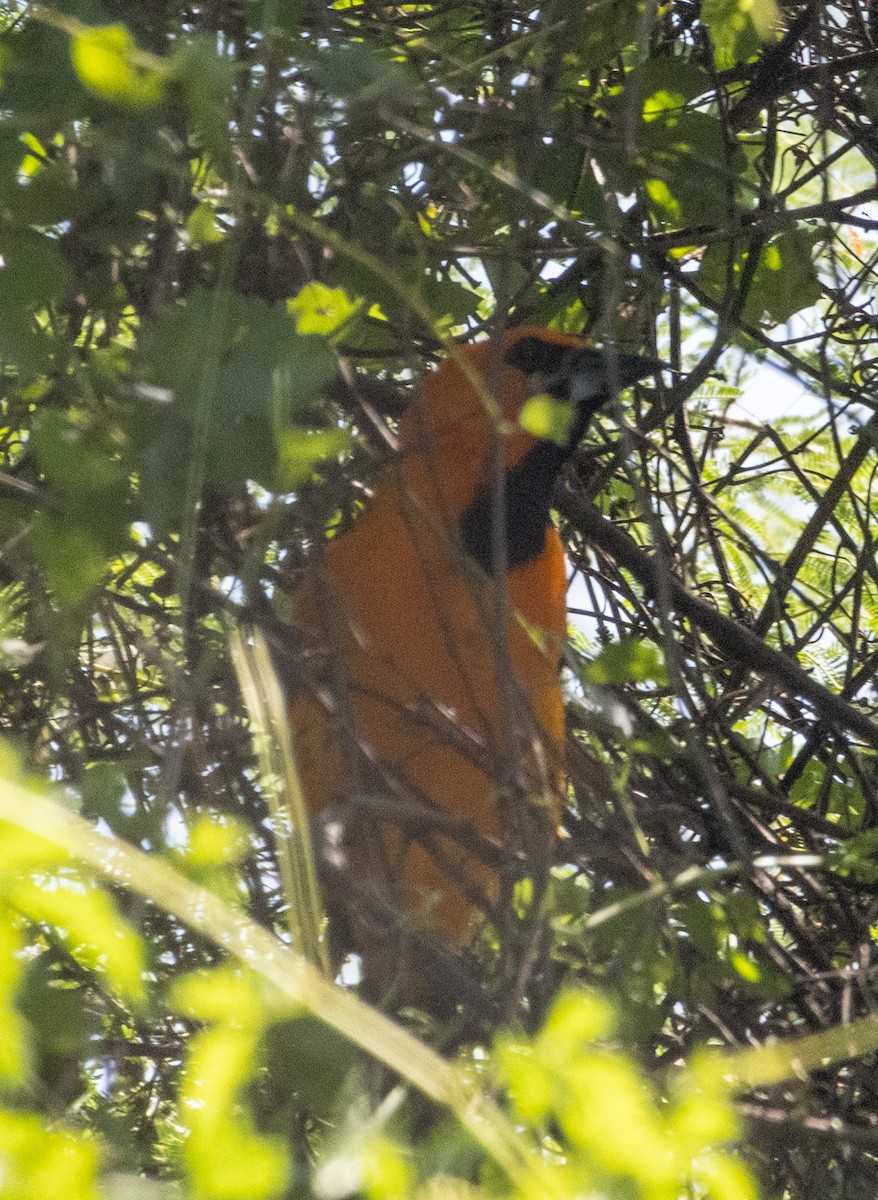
1 0 878 1197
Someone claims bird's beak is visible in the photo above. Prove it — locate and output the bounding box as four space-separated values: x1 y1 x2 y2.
567 350 662 406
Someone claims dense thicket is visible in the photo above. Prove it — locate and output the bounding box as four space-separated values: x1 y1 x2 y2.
2 1 878 1197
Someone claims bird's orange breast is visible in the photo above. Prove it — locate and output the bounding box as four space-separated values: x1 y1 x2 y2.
289 472 567 944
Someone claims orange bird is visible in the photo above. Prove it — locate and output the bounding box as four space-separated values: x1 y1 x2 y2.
288 327 655 982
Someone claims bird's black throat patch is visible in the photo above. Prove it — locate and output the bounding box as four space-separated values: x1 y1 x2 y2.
460 332 656 573
459 438 567 573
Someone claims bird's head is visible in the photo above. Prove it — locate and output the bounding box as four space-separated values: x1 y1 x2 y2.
397 326 659 514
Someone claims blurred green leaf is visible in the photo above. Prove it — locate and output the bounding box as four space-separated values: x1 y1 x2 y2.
582 638 668 686
169 36 236 172
828 829 878 884
263 1014 360 1114
312 43 420 107
182 1023 290 1200
496 989 757 1200
703 0 781 69
0 1109 100 1200
71 24 165 109
251 0 303 36
0 23 91 130
576 0 647 71
171 814 250 906
30 515 107 608
17 956 99 1103
698 231 823 325
0 232 72 374
174 966 273 1026
33 410 124 492
519 393 575 445
135 288 337 528
12 876 146 1006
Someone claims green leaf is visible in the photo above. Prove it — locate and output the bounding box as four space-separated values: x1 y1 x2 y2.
697 231 823 325
186 202 226 246
276 428 351 490
730 949 762 983
828 829 878 883
582 638 668 686
421 274 482 324
30 515 107 608
71 24 165 109
17 956 100 1094
173 966 271 1026
251 0 303 36
181 1024 290 1200
576 0 648 71
0 232 72 375
135 289 337 528
170 815 251 907
312 42 420 107
703 0 782 69
12 876 146 1006
288 282 361 336
32 410 124 493
264 1015 360 1114
169 36 236 173
0 1110 100 1200
637 57 712 117
519 393 575 445
0 23 91 130
639 109 739 227
748 230 824 323
0 918 29 1083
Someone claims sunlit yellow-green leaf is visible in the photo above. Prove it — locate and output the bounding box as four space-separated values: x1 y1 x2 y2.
0 918 29 1083
561 1054 675 1185
186 203 226 246
693 1149 759 1200
540 989 617 1050
19 132 44 177
669 1090 740 1151
288 282 361 336
0 822 69 874
646 177 681 222
643 88 686 119
12 877 146 1006
494 1036 553 1124
173 966 276 1027
71 24 165 108
519 393 574 446
730 950 762 983
361 1137 414 1200
276 428 351 490
186 814 249 868
182 1024 289 1200
703 0 781 69
0 1110 100 1200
